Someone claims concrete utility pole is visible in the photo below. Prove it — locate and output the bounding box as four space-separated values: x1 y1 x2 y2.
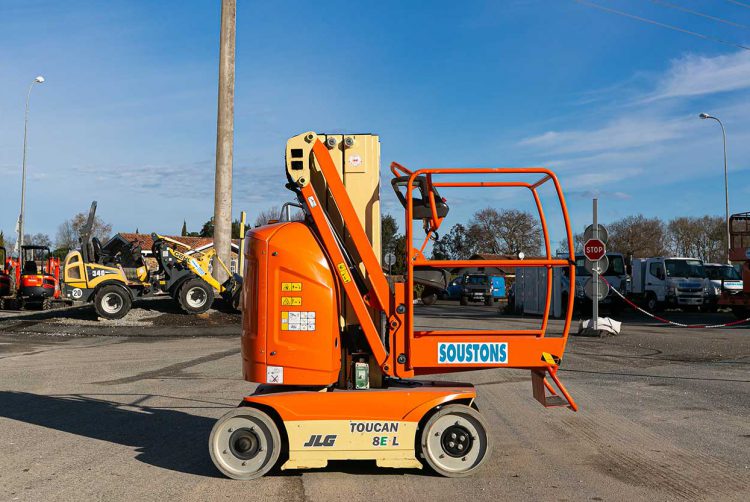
18 76 45 255
213 0 236 282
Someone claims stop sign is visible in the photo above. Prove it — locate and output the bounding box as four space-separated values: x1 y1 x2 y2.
584 238 606 261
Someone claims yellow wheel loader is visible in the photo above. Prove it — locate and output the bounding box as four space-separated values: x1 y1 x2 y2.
61 202 243 319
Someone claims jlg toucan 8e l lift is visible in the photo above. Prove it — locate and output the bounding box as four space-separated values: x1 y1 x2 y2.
209 132 578 479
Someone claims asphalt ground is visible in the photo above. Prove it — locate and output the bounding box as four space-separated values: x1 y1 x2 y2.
0 299 748 501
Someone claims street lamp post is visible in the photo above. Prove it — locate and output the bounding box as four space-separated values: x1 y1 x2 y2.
699 112 730 264
17 75 45 255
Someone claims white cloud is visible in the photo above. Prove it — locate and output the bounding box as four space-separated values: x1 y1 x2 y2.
521 117 687 155
647 51 750 101
517 49 750 194
567 168 643 189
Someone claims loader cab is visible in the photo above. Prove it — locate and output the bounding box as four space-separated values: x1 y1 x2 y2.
21 245 52 277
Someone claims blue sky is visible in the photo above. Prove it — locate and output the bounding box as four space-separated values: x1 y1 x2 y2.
1 0 749 251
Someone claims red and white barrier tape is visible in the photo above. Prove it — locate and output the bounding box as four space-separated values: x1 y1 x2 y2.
598 276 750 329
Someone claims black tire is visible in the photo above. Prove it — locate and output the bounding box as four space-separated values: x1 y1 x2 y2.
421 291 438 306
94 285 131 320
731 306 749 319
645 293 658 312
209 407 282 480
419 404 491 477
178 278 214 314
41 298 52 311
460 296 468 306
484 296 492 306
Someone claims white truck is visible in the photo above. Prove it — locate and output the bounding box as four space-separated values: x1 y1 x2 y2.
629 257 708 311
703 263 744 312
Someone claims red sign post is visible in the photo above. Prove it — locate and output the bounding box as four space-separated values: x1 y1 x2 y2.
584 239 606 261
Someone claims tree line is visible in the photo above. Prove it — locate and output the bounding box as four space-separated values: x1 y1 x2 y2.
381 207 543 275
561 214 727 263
2 205 725 266
382 209 728 272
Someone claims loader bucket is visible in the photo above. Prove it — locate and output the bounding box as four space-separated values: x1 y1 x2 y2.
221 274 243 310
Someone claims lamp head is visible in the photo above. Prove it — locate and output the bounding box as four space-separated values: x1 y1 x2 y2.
699 113 711 119
34 76 45 83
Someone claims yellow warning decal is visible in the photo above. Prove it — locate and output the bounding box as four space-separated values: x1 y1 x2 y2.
281 297 302 306
337 263 352 284
281 282 303 292
542 352 556 365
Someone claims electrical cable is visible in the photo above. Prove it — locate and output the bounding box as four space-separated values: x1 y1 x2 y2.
725 0 750 10
572 0 750 51
649 0 750 31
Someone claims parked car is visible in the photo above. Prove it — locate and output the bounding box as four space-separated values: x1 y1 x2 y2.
458 273 493 306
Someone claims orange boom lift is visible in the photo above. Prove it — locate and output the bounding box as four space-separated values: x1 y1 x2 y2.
209 132 578 479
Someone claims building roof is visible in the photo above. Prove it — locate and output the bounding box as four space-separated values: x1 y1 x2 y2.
114 233 240 254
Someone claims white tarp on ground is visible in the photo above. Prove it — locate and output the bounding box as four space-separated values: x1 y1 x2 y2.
578 317 621 335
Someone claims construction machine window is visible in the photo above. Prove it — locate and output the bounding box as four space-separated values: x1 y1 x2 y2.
22 247 50 275
66 255 82 280
730 213 750 250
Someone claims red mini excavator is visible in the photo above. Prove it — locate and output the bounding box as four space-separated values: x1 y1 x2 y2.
15 245 61 310
209 132 578 479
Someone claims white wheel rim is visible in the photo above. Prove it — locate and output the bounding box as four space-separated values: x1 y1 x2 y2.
211 412 275 477
186 286 207 308
101 292 123 314
425 413 486 474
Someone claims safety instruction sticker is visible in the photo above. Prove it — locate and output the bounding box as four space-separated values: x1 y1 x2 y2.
281 311 317 331
281 296 302 306
337 263 352 284
281 282 302 291
266 365 283 384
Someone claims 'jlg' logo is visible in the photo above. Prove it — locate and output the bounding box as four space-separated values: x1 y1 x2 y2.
303 434 336 447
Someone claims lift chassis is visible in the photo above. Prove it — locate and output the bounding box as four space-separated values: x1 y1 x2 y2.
210 132 578 479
